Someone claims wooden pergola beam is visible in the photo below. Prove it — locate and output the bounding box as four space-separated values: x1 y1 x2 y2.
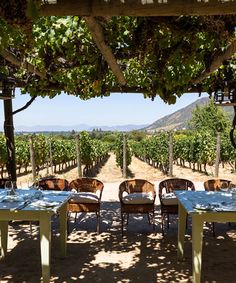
40 0 236 16
84 16 126 85
193 38 236 85
1 49 46 79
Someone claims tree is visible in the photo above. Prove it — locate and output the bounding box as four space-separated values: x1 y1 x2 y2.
128 130 146 142
188 99 231 135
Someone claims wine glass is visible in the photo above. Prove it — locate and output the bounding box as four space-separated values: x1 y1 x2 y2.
5 180 15 196
33 181 41 190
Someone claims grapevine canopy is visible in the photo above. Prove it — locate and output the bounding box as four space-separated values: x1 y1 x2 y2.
0 1 235 104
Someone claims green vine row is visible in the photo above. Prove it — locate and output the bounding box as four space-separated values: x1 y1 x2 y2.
0 132 109 178
131 130 236 175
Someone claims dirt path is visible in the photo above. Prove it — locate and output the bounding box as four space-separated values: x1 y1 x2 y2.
16 152 236 186
96 153 165 183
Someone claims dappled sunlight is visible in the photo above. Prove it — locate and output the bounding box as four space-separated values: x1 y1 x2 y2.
91 248 140 269
0 202 236 282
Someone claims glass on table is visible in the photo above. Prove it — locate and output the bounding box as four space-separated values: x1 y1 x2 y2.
33 181 40 190
31 181 43 199
5 180 16 195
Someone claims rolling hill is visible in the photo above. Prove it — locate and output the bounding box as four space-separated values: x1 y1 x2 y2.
144 97 234 133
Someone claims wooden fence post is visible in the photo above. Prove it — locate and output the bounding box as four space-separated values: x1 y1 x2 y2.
215 132 221 177
29 135 36 182
48 139 54 174
168 131 173 177
76 134 82 177
123 133 127 178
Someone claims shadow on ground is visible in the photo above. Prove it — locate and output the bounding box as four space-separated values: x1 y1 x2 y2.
0 202 236 282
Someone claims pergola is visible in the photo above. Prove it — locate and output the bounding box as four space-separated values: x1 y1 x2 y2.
42 0 236 16
0 0 236 180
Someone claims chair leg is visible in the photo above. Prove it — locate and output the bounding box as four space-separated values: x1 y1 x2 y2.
126 213 129 225
212 222 215 237
121 211 124 237
161 213 164 236
167 214 170 228
96 211 100 234
147 212 155 231
74 212 78 223
152 209 155 231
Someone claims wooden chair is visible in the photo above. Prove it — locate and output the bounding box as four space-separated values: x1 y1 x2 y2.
119 179 156 236
68 178 104 233
204 178 232 236
31 177 69 235
203 179 231 191
36 177 69 191
159 178 195 235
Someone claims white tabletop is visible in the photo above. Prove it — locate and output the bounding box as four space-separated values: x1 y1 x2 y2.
0 189 72 212
175 190 236 214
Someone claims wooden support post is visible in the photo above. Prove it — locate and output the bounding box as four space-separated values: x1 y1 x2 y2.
76 134 82 177
168 131 173 177
123 133 127 178
3 99 16 181
46 139 49 175
29 135 36 182
84 17 126 86
49 139 54 174
215 132 221 178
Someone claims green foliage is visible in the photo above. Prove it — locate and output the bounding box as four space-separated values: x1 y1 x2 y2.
188 99 230 134
0 15 235 103
114 133 132 169
131 132 169 173
221 130 236 163
15 137 30 170
49 136 75 166
174 129 236 168
128 130 146 142
99 132 119 144
0 133 109 173
0 135 7 167
174 133 192 163
190 131 216 165
33 134 49 167
79 131 109 167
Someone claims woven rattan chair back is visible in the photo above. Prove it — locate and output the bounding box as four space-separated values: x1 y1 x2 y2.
119 179 156 236
37 177 69 191
159 178 195 235
203 179 231 191
68 178 104 233
203 179 232 236
69 178 103 193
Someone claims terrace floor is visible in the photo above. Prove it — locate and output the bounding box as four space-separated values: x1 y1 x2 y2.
0 182 236 283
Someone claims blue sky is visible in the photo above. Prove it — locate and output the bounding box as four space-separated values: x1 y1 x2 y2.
0 88 209 129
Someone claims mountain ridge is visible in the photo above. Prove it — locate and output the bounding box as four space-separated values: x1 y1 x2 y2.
14 123 148 133
144 97 233 132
